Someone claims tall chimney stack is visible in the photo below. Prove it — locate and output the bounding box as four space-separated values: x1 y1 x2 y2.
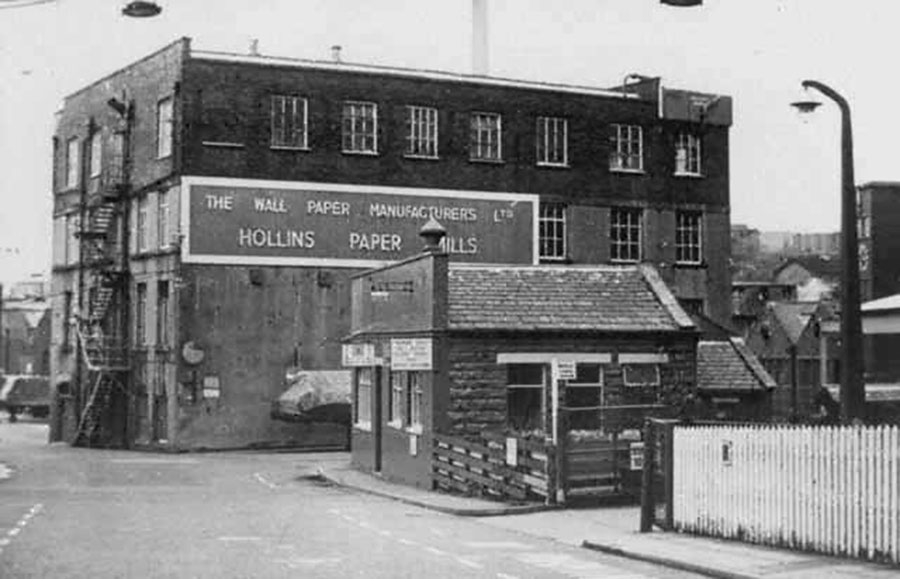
331 45 343 63
472 0 488 75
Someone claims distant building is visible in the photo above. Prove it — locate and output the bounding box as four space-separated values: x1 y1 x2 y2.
789 232 840 256
759 231 794 254
730 281 797 337
1 287 51 376
772 255 840 302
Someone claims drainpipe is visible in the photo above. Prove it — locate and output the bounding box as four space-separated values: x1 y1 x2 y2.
790 345 799 422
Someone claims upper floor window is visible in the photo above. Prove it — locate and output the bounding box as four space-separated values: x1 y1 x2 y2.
157 190 170 249
405 105 438 159
156 96 174 159
135 283 147 346
89 131 102 178
354 368 373 429
623 364 660 387
389 371 405 426
342 101 378 154
676 210 703 264
675 132 702 176
65 137 80 189
609 124 643 172
469 112 502 162
536 116 567 166
610 207 642 262
407 372 423 431
270 95 308 149
157 280 170 348
539 202 567 261
137 196 149 253
506 364 544 432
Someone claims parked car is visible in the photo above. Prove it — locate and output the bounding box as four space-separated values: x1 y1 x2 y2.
0 375 51 422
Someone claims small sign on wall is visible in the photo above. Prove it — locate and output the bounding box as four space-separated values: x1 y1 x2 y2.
409 433 418 456
342 343 378 367
202 375 220 399
506 437 518 466
390 338 433 371
551 358 577 381
722 440 734 466
630 442 645 471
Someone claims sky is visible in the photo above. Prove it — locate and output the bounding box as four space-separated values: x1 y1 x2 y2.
1 0 899 284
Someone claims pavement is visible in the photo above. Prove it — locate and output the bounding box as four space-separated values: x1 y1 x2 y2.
318 461 900 579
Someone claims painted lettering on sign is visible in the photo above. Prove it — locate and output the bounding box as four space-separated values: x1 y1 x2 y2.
183 178 538 267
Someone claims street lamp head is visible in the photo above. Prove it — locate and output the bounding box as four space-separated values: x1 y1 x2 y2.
791 99 822 114
122 1 162 18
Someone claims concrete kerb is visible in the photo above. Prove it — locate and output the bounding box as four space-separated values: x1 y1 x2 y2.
581 539 759 579
315 467 560 517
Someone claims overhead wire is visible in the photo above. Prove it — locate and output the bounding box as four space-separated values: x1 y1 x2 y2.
0 0 58 10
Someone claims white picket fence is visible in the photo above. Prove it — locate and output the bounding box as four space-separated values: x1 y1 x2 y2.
673 425 900 564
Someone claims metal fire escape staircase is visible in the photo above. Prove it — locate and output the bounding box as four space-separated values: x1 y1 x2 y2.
73 163 129 447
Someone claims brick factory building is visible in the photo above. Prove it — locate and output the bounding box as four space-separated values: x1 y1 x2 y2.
50 37 732 450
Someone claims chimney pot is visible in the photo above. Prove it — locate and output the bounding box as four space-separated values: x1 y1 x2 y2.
419 218 447 253
331 45 342 63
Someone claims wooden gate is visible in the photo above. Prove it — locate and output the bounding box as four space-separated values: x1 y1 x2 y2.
640 418 678 531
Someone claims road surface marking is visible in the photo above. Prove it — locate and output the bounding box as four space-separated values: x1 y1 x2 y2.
0 464 11 480
428 528 448 536
398 538 419 546
497 574 521 579
0 538 10 546
426 546 449 556
217 536 263 542
377 529 392 537
253 472 278 489
8 528 20 537
463 541 531 550
456 557 484 569
274 556 341 567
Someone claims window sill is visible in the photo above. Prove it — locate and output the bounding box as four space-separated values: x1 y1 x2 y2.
673 261 708 270
404 154 440 161
270 145 310 152
536 162 569 169
674 172 704 179
539 256 571 264
342 150 379 156
406 425 423 435
609 168 646 175
610 258 641 265
468 157 505 164
387 419 404 430
353 422 372 432
201 142 244 150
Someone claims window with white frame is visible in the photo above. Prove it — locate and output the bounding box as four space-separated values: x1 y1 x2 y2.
156 96 174 159
354 368 373 428
270 95 308 149
342 101 378 154
65 137 80 189
89 131 102 178
623 364 660 387
536 116 567 166
157 190 169 249
407 372 423 430
135 283 147 346
675 132 702 176
136 196 149 253
676 210 702 264
506 364 544 432
469 112 502 161
405 105 438 158
608 124 643 171
564 364 604 430
389 371 404 426
610 207 642 262
539 202 567 261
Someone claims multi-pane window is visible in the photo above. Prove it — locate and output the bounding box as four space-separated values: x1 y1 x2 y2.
407 372 423 430
389 371 405 425
536 116 567 166
65 214 80 265
63 291 73 348
157 281 170 348
469 112 502 161
65 137 80 189
135 283 147 346
156 96 174 159
610 207 642 262
354 368 373 427
609 124 643 171
675 132 702 176
89 131 102 178
676 211 703 264
270 95 308 149
678 298 705 316
405 106 438 158
539 203 567 261
157 190 169 249
137 196 149 253
342 101 378 154
565 364 604 430
506 364 544 432
623 364 660 387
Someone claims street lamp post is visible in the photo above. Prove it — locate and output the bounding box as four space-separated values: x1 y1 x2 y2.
792 80 865 424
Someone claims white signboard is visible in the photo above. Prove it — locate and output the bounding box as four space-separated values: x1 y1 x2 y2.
390 338 433 371
506 437 518 466
342 343 378 367
552 358 577 381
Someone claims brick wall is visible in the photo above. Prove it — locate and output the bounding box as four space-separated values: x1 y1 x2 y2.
445 333 696 438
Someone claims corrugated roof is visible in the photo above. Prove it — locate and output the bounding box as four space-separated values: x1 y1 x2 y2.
446 264 694 332
697 338 776 392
